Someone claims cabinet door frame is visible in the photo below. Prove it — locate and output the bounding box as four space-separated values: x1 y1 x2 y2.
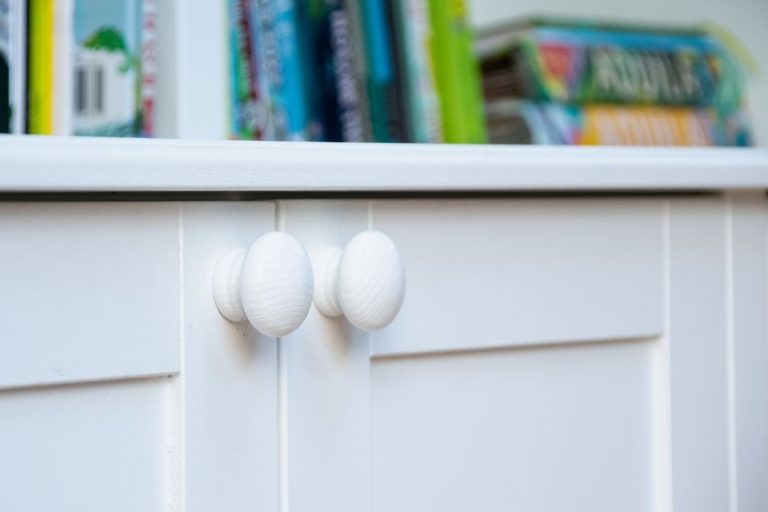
279 194 768 512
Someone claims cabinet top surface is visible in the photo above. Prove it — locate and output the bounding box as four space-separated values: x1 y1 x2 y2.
3 136 768 194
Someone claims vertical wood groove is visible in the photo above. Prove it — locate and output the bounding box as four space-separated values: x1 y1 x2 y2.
653 200 673 512
277 200 290 512
165 202 186 512
725 196 740 512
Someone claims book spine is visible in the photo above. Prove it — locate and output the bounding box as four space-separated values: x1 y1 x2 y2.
0 0 10 133
252 0 316 141
229 0 262 139
396 0 441 143
2 0 25 134
272 0 309 140
486 100 751 147
345 0 372 141
304 1 334 141
227 0 241 138
251 0 278 140
360 0 406 142
141 0 157 137
11 0 27 134
428 0 486 143
306 0 366 142
578 105 752 145
329 0 366 142
72 0 142 136
27 0 54 134
53 0 72 135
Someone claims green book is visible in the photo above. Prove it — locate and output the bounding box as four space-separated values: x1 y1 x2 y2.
428 0 485 143
394 0 441 143
359 0 408 142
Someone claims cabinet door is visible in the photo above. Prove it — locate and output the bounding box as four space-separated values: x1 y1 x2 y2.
280 200 372 512
282 198 662 512
178 202 280 512
281 197 768 512
0 202 180 389
0 201 280 512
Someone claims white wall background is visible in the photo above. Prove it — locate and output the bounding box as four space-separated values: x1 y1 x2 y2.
470 0 768 146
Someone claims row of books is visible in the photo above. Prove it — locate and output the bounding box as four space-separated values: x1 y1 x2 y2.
476 18 752 146
2 2 754 146
228 0 487 144
0 0 155 136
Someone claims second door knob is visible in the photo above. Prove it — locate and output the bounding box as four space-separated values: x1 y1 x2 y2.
312 230 406 332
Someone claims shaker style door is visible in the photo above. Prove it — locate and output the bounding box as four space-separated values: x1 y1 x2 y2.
370 198 663 512
280 196 767 512
280 198 663 512
0 201 281 512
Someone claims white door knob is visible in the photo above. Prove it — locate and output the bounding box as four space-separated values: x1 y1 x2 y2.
212 231 314 337
312 230 406 331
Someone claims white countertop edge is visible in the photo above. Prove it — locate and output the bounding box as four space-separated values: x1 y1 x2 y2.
2 135 768 192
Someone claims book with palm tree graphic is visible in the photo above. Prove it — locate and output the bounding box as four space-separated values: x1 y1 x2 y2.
73 0 142 136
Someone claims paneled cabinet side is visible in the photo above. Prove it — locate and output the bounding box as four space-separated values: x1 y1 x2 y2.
667 197 730 512
727 191 768 511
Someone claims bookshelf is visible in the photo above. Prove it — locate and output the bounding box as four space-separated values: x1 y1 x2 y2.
147 0 768 143
0 133 768 511
4 0 763 144
2 135 768 191
1 3 768 511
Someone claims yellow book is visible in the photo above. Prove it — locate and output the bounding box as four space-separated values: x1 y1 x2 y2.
581 106 712 146
27 0 54 134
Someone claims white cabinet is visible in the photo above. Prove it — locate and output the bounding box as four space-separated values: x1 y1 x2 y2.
1 140 767 512
278 194 768 512
0 202 180 389
0 201 282 512
180 202 279 512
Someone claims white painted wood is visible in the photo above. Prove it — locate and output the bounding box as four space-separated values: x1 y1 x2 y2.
337 230 405 331
212 249 247 322
314 230 406 331
280 200 372 512
667 198 730 511
371 199 664 355
154 0 228 139
370 340 656 511
0 377 168 512
727 192 768 511
0 178 766 512
180 202 279 512
1 137 768 192
240 232 314 337
213 232 314 337
0 202 180 389
311 246 344 317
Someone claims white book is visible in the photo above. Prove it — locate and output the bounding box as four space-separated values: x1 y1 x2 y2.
53 0 73 135
2 0 25 133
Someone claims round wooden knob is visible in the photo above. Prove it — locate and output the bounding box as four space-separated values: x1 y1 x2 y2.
213 232 314 337
312 230 405 331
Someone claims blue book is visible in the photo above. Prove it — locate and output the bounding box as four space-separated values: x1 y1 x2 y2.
359 0 407 142
305 0 366 142
273 0 313 140
248 0 315 141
